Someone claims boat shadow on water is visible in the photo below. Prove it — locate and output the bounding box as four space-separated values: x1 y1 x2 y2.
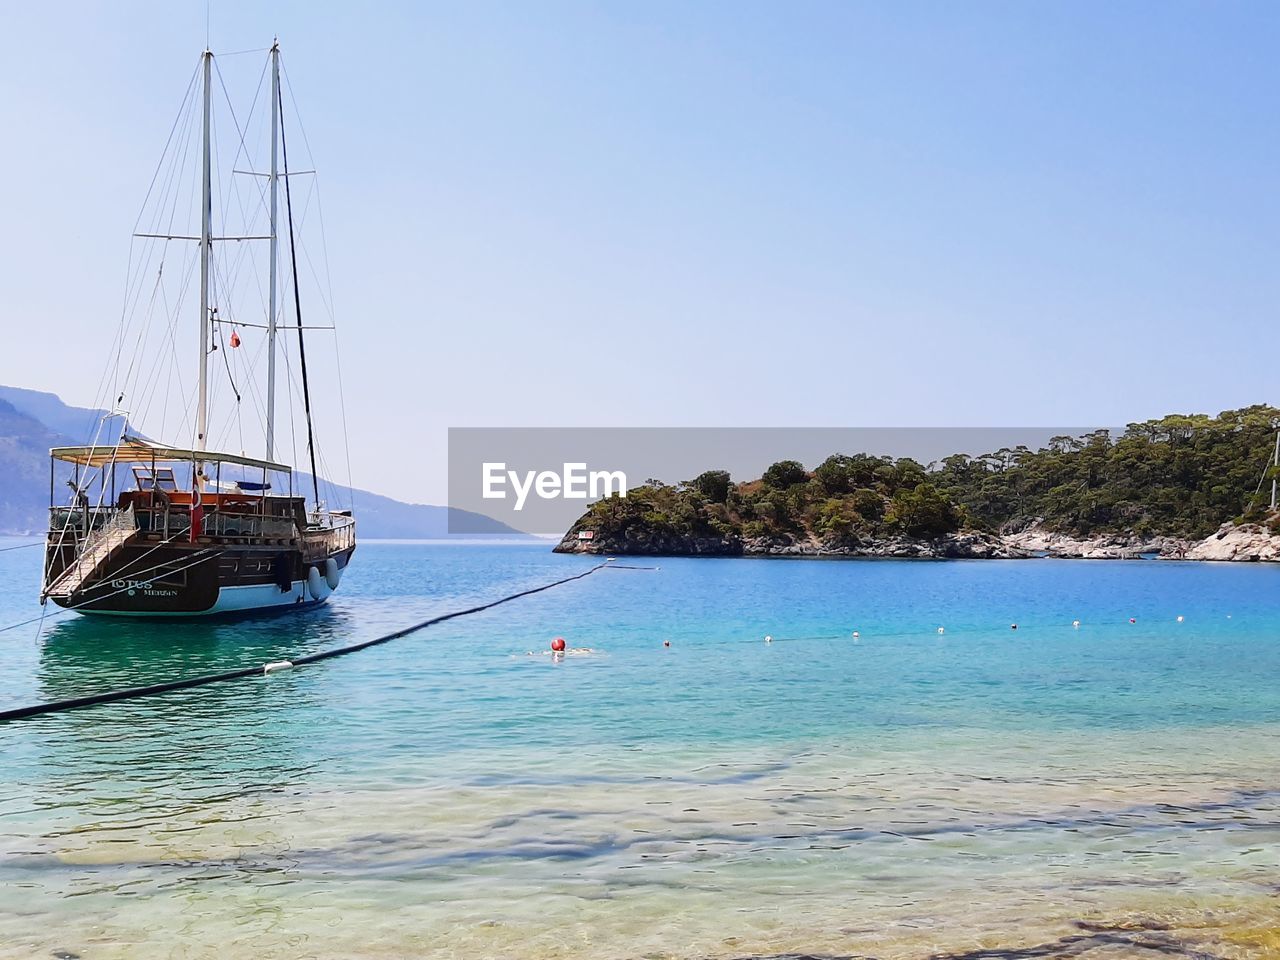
35 602 353 706
21 606 359 784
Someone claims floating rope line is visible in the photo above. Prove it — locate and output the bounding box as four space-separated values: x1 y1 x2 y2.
0 561 611 724
752 615 1202 644
0 612 65 636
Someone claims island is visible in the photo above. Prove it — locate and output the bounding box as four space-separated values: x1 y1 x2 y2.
555 406 1280 561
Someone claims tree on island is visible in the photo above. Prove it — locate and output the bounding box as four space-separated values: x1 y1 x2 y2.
561 406 1280 550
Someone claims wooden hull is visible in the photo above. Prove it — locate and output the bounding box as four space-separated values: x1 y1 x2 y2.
44 540 355 618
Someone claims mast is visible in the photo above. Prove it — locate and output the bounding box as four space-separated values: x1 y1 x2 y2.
279 72 322 509
196 49 213 466
1271 430 1279 511
265 41 280 461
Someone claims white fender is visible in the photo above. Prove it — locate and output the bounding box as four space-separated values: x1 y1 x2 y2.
324 557 341 590
307 565 331 601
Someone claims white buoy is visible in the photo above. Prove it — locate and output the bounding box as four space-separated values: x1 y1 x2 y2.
764 635 773 643
306 565 331 601
1072 619 1081 628
1176 615 1184 623
937 627 945 635
263 660 294 674
852 631 860 639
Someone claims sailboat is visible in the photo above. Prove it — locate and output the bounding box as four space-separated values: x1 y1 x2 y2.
40 44 356 617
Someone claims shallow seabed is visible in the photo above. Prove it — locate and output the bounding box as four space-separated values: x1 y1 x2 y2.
0 541 1277 959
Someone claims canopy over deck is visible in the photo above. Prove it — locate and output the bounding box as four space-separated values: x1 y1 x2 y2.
50 437 291 473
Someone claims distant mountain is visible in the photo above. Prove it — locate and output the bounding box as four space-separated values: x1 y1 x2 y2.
0 386 106 443
0 385 521 538
0 397 66 533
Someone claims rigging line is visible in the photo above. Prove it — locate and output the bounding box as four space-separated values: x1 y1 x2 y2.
83 535 215 588
203 267 264 455
18 549 220 638
277 349 310 485
216 46 273 58
212 56 272 245
311 176 339 326
247 69 343 504
333 344 355 510
47 426 118 567
279 62 322 174
0 609 66 637
144 243 200 441
204 132 274 394
0 541 42 554
0 561 612 723
117 94 201 413
231 340 271 451
218 188 269 303
304 175 354 506
134 265 184 431
130 58 203 237
295 211 339 323
279 323 300 482
208 69 245 245
116 258 170 417
214 217 269 329
214 317 242 405
105 61 203 417
214 55 270 193
32 603 50 646
279 83 320 508
130 262 178 416
55 530 210 598
1250 441 1272 503
276 351 331 494
108 140 200 429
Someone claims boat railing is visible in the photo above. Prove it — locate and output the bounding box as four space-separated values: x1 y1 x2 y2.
202 510 296 541
301 513 356 559
50 501 348 551
48 505 119 538
129 505 298 542
41 505 137 599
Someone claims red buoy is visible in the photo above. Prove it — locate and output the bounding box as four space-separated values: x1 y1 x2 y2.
550 637 566 652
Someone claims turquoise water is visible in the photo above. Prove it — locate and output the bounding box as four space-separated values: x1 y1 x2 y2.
1 540 1278 958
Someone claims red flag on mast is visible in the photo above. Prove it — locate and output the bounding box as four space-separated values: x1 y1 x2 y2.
190 485 204 543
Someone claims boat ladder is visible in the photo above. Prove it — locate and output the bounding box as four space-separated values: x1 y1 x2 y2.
43 507 136 601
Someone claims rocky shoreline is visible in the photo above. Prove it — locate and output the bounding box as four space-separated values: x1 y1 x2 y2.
554 521 1280 562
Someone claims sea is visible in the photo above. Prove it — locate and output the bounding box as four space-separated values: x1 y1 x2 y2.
0 539 1277 959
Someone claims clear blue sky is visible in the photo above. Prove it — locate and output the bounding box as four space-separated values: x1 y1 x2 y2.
0 2 1276 503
